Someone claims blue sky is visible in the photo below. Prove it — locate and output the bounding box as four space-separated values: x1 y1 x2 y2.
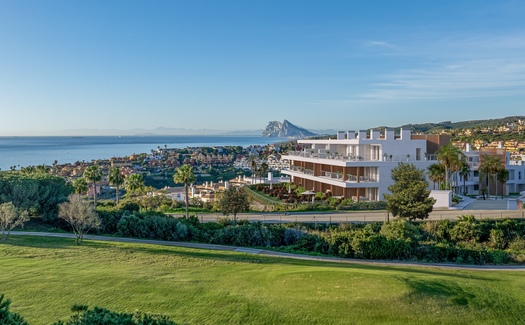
1 1 525 135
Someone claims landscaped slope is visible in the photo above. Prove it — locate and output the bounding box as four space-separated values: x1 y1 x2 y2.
2 236 525 324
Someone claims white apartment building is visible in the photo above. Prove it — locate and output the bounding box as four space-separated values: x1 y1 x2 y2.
281 128 448 201
460 145 525 196
281 129 525 202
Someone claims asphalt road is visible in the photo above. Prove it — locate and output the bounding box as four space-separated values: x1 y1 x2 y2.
190 209 525 224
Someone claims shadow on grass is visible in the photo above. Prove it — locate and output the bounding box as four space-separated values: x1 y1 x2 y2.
397 277 477 306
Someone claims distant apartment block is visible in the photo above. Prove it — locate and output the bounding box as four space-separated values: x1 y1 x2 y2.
281 128 525 202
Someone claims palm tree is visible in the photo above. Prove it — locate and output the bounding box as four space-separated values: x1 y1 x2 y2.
497 168 509 199
108 167 125 205
173 164 195 218
479 155 503 200
260 162 269 183
250 156 257 184
427 163 445 190
125 173 145 196
459 162 471 195
72 178 88 195
83 165 101 207
437 144 465 191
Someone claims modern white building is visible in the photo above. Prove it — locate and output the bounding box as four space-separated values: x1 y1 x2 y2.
460 145 525 196
281 128 525 202
280 128 449 201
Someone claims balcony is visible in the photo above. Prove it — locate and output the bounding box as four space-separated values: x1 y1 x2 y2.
285 151 438 162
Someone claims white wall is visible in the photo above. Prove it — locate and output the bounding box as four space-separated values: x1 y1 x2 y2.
430 190 452 208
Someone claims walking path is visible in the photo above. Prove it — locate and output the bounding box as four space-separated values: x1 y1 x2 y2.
10 231 525 271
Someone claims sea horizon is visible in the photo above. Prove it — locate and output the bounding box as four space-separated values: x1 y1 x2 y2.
0 135 286 171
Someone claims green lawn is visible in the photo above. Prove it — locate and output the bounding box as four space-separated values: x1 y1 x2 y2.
1 236 524 325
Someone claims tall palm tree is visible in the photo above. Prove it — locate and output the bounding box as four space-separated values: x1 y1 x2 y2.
260 162 269 183
497 168 509 199
83 165 101 207
437 144 465 191
174 164 195 218
108 167 125 205
125 173 145 196
479 155 503 200
427 163 442 190
459 161 471 195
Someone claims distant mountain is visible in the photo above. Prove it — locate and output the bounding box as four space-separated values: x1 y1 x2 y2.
262 120 317 138
391 116 525 133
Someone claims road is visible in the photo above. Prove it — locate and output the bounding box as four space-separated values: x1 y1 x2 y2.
190 209 525 224
10 231 525 271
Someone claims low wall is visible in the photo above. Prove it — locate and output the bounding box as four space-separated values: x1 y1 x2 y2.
430 190 452 208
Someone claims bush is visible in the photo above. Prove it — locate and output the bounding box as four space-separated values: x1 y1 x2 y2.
117 214 188 241
380 219 420 242
450 215 481 243
210 222 272 247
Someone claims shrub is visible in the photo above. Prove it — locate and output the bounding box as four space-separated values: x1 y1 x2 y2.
380 219 420 242
210 222 272 247
117 214 188 241
450 215 481 243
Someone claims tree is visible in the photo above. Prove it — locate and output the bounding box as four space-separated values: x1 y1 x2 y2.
436 144 465 191
459 161 471 195
173 164 195 218
108 167 125 205
53 305 177 325
0 294 28 325
0 173 71 222
125 174 145 196
83 165 101 207
0 202 29 240
58 194 100 245
259 162 269 183
427 163 445 190
72 178 88 195
479 155 504 200
497 168 509 199
219 187 250 222
384 163 435 220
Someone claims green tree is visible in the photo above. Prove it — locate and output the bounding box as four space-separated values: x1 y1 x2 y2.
83 165 101 207
219 187 250 223
459 161 471 195
58 194 100 245
0 202 29 240
0 172 71 222
173 164 195 218
436 144 465 191
125 174 145 196
427 163 445 190
53 305 177 325
384 163 436 220
497 168 509 199
108 167 125 205
0 294 28 325
479 155 504 199
72 178 88 195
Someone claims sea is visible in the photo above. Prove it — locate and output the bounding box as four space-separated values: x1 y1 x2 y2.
0 135 286 171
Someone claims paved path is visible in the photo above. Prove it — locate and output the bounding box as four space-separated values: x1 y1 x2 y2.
10 231 525 271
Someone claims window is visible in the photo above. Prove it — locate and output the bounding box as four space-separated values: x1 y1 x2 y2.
416 148 421 161
474 185 479 191
474 171 479 177
520 171 522 180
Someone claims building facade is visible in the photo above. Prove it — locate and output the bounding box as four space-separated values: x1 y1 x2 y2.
281 129 448 201
281 128 525 202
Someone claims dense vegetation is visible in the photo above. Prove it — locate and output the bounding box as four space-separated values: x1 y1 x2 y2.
2 236 525 324
92 207 525 265
0 173 72 221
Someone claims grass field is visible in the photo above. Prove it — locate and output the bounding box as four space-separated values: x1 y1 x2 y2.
1 236 524 324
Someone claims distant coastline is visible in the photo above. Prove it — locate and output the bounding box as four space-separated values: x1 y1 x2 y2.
0 135 286 171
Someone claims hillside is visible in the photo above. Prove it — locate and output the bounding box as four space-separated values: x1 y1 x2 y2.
395 116 525 133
